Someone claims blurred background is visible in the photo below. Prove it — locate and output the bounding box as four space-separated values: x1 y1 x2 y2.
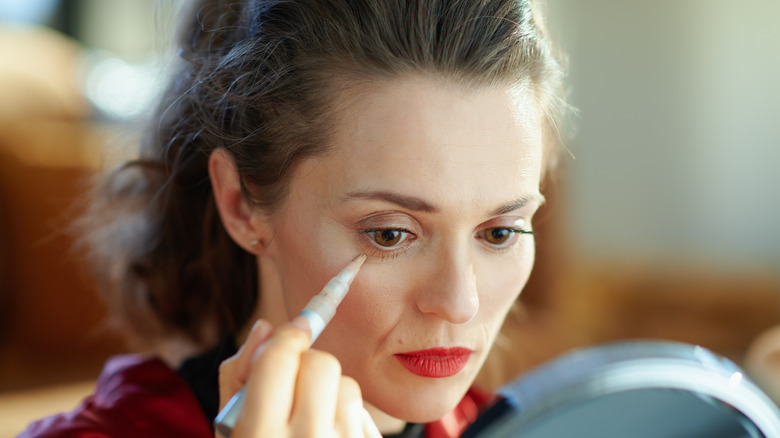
0 0 778 435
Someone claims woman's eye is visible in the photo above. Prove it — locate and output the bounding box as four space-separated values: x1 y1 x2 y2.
366 229 408 248
484 227 512 245
481 227 533 247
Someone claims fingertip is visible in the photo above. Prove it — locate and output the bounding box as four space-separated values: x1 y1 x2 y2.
289 315 312 335
363 408 384 438
249 319 273 341
339 375 362 397
236 319 274 371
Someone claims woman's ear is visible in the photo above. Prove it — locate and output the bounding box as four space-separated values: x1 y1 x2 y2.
209 148 270 254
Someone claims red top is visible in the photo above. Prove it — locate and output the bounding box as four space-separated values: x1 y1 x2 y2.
18 355 494 438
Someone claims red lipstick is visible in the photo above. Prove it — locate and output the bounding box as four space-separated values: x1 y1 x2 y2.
394 347 472 378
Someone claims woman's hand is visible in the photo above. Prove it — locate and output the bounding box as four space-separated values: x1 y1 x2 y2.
217 319 382 438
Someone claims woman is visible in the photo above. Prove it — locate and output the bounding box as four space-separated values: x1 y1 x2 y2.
21 0 567 436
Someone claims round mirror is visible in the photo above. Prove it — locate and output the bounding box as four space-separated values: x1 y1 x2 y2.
464 341 780 437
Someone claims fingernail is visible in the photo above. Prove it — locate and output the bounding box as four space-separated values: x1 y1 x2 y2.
290 316 311 333
250 319 271 339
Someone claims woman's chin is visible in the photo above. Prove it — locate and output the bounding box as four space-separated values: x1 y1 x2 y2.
367 384 468 425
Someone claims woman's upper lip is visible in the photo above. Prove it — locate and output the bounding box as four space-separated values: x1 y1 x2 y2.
395 347 473 357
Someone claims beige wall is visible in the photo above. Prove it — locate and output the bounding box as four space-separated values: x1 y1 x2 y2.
547 0 780 273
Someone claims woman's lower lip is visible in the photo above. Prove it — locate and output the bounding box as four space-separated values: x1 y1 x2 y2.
394 347 472 378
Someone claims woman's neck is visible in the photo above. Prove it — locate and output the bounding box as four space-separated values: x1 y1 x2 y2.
238 256 288 345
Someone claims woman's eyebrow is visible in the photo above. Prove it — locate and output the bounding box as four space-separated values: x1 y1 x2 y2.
490 193 546 216
342 190 545 216
342 190 438 212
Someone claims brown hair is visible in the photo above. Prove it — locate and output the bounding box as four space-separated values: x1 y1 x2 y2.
79 0 568 350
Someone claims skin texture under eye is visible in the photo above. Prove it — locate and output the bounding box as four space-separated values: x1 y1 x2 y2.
250 75 545 430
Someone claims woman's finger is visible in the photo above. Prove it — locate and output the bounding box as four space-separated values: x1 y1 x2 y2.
290 349 342 436
233 324 312 436
362 408 383 438
334 376 372 438
217 319 274 409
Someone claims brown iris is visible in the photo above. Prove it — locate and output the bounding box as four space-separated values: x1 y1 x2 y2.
484 228 511 245
373 229 403 247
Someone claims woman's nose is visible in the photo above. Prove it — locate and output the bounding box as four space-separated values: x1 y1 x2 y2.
414 246 479 324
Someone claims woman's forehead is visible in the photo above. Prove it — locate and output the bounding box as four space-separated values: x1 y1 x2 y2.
290 77 545 214
329 76 540 141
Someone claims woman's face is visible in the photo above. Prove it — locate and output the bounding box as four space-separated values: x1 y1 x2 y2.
256 76 544 423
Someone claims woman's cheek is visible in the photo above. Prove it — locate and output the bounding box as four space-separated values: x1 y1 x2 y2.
479 250 535 315
336 266 407 331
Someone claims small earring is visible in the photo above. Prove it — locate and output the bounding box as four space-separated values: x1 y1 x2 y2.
249 239 261 251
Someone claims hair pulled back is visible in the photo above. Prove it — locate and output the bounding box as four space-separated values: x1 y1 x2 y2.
81 0 567 350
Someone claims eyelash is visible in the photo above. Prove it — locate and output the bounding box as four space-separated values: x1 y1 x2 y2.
358 226 534 259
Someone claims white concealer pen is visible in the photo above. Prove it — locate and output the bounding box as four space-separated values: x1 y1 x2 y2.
214 253 367 437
